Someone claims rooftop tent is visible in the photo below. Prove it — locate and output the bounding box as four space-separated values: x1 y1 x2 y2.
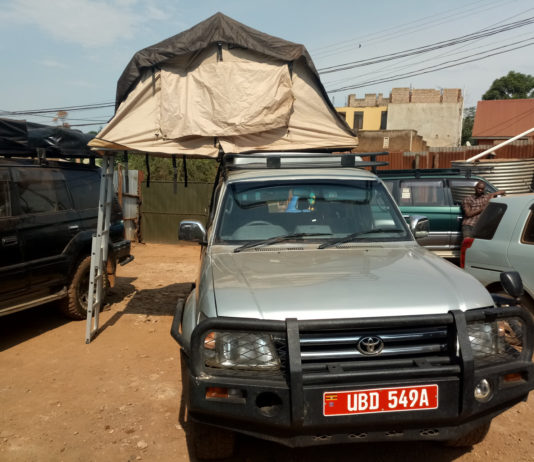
89 12 357 157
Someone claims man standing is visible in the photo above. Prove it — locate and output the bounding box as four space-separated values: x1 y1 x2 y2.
462 181 505 238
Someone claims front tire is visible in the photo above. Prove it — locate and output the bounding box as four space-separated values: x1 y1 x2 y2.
59 256 108 320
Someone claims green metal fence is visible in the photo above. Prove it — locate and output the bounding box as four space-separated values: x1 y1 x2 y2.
141 181 213 243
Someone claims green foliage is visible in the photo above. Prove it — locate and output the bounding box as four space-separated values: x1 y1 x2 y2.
482 71 534 100
118 153 218 183
461 106 476 145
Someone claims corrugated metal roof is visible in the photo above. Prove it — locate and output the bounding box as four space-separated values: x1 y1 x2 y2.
472 99 534 138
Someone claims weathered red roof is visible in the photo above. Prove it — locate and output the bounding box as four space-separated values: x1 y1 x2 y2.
472 99 534 138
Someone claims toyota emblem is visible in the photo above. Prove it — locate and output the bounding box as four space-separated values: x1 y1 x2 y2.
357 336 384 355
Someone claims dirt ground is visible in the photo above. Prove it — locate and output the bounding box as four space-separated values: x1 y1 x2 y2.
1 242 534 462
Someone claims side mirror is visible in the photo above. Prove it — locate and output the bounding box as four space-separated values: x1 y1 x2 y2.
409 215 429 240
500 271 524 300
179 220 206 243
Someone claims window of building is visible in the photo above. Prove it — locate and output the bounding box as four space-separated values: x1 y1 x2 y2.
353 111 364 133
380 111 387 130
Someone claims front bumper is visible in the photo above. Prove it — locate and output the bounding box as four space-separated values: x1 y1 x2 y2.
172 306 534 447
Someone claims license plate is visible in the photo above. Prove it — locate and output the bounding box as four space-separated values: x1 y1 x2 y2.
323 384 438 416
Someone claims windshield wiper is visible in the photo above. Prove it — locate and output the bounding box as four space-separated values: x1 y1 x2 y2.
233 232 332 253
318 228 404 249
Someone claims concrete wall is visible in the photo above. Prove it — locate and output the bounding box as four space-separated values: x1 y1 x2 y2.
336 106 388 130
355 130 426 152
387 101 463 148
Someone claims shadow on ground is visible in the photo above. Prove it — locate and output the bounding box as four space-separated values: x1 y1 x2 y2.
0 303 70 350
95 280 194 337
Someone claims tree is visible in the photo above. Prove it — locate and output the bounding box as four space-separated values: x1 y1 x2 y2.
120 153 218 183
461 106 476 145
482 71 534 100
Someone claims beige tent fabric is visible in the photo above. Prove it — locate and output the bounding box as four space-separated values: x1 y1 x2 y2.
89 46 357 157
160 61 294 138
90 71 219 157
219 59 357 153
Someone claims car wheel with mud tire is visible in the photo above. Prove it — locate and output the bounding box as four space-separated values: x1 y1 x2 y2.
59 256 108 320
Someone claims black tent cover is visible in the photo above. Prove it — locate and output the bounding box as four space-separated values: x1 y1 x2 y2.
0 118 95 157
115 12 337 117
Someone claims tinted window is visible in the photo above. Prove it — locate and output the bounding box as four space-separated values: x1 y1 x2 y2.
521 209 534 245
449 179 493 205
12 168 72 214
399 180 446 206
62 169 100 210
0 168 12 217
473 203 507 240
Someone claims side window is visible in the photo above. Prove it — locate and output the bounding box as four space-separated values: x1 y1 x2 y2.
11 168 72 214
473 203 507 240
63 169 100 210
399 180 446 206
382 180 396 201
449 179 493 205
0 168 12 217
521 208 534 245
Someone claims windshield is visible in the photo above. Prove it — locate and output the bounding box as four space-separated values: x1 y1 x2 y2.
215 179 411 244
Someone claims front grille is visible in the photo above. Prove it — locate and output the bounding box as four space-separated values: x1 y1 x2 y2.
299 325 459 384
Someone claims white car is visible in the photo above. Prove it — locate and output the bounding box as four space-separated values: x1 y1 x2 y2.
462 194 534 315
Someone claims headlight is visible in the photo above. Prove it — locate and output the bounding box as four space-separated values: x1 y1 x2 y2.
202 331 281 371
467 318 524 367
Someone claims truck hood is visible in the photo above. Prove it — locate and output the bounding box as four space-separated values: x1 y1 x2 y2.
210 246 494 320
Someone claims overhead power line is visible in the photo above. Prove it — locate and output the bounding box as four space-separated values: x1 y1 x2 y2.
327 38 534 93
318 16 534 74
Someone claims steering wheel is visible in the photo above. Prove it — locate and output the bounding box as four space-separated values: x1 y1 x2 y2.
242 220 272 227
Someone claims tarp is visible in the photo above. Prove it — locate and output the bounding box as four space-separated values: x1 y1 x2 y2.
0 118 95 157
89 12 357 157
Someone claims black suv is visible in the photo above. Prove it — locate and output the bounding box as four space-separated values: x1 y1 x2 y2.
0 157 132 319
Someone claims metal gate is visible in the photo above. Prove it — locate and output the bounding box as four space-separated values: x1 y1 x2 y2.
140 181 213 243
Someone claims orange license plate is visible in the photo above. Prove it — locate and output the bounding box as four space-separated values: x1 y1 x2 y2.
323 384 438 416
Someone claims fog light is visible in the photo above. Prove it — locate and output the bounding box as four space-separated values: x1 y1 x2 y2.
474 379 492 402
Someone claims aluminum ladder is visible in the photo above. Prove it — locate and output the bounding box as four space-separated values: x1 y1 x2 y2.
85 154 115 343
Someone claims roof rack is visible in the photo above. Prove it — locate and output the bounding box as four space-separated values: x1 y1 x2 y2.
376 168 476 179
222 152 389 173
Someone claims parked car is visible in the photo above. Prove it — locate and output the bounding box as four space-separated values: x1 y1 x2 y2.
171 153 534 460
378 169 496 259
461 194 534 316
0 157 133 319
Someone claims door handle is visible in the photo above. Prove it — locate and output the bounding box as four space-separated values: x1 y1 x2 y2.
68 225 80 233
456 216 463 222
1 236 18 247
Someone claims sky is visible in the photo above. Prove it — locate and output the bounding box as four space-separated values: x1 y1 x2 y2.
0 0 533 131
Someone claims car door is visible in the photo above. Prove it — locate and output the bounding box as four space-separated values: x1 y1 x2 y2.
448 178 496 250
11 166 78 295
507 201 534 298
0 166 28 309
397 179 452 251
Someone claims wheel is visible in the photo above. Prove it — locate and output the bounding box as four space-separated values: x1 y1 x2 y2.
59 256 108 320
191 421 235 460
444 421 491 447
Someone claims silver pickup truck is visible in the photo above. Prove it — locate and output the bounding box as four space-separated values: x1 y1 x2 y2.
171 153 534 460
